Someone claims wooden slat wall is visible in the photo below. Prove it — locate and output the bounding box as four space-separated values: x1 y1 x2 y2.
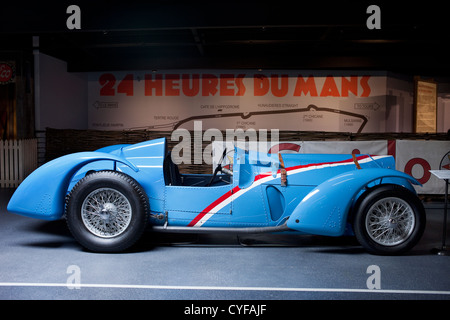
0 139 37 187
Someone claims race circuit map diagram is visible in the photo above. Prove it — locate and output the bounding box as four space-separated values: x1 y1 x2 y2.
129 104 368 133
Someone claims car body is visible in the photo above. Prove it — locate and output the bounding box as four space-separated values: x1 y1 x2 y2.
7 138 426 254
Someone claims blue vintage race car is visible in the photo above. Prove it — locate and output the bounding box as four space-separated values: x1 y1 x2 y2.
7 138 425 254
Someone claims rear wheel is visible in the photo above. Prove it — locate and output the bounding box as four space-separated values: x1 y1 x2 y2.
353 185 425 255
66 171 149 252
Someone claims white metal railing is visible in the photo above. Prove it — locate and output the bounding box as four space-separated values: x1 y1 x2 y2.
0 139 38 188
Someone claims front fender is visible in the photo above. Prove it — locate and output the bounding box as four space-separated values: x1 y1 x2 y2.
286 169 421 236
7 152 138 220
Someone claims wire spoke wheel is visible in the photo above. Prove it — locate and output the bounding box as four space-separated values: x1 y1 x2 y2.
353 185 425 255
81 188 132 238
66 171 149 252
365 197 415 246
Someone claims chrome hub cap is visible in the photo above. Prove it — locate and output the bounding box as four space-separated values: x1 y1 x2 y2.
81 188 132 238
365 197 415 246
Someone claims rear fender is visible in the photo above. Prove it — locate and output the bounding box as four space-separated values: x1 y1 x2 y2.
7 152 138 220
286 169 421 236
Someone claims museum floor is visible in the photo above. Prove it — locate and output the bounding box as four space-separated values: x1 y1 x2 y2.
0 188 449 300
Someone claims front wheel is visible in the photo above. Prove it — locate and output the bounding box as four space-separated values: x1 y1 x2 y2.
66 171 149 252
353 185 425 255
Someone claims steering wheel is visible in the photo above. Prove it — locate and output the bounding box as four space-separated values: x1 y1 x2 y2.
207 148 231 186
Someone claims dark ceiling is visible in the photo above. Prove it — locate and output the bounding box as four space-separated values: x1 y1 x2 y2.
2 1 450 76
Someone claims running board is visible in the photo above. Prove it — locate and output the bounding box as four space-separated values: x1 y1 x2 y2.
152 224 291 234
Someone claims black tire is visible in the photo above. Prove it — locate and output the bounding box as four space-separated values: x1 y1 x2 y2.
353 184 425 255
66 171 149 252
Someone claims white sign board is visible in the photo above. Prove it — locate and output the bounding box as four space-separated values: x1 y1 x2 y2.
396 140 450 194
88 70 388 132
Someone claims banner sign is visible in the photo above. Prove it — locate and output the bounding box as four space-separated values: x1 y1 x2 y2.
213 140 389 171
212 139 450 194
88 70 388 132
395 140 450 194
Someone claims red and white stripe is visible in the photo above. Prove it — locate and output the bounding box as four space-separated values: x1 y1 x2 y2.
187 155 389 227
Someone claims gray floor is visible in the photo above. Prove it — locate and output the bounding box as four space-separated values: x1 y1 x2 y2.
0 188 449 300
